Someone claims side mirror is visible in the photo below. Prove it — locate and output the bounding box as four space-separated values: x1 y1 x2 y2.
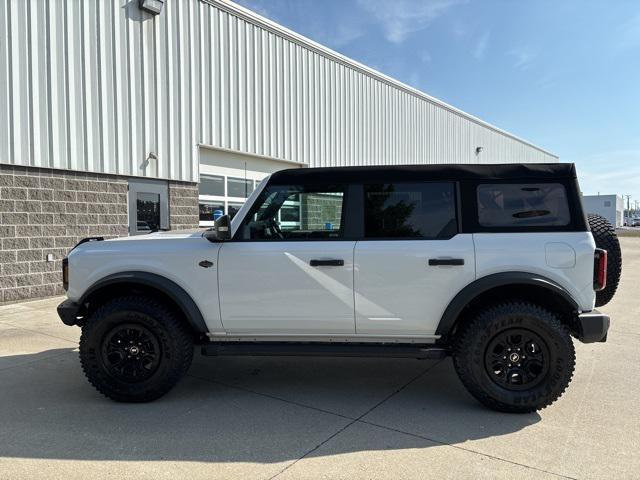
215 214 232 240
204 214 231 242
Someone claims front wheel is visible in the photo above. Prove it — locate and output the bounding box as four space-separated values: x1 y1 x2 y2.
79 296 194 402
453 302 575 413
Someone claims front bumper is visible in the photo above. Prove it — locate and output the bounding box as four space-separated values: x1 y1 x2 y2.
577 309 610 343
57 299 83 326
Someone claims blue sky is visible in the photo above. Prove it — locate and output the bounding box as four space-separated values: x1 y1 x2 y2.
236 0 640 205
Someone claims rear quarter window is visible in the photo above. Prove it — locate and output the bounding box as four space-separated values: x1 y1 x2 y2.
477 183 571 227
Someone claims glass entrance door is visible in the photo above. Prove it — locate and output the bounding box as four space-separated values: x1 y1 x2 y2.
128 179 169 235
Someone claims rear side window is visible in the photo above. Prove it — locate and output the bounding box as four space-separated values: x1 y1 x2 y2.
364 182 457 239
477 183 570 227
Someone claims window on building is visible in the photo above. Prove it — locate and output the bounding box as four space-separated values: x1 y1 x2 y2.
136 192 161 233
199 175 225 196
364 182 457 239
236 184 345 240
128 179 168 235
227 177 254 198
604 201 611 207
477 183 570 227
199 201 225 222
199 173 264 227
227 202 244 219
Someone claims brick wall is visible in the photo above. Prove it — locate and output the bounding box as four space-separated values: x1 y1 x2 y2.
0 165 129 303
0 164 199 303
168 182 199 230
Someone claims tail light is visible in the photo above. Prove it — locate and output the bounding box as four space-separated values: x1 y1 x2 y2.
593 248 607 291
62 257 69 291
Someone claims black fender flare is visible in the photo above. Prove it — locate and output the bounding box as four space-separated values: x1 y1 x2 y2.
80 271 208 333
435 272 579 337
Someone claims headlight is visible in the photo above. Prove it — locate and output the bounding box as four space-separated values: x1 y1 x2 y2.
62 257 69 291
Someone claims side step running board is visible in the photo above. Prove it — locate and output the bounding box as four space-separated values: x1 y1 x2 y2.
201 342 450 360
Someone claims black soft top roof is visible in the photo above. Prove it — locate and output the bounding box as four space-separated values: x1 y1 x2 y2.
268 163 576 185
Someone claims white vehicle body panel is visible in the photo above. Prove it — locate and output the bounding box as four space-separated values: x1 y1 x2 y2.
66 231 225 332
353 235 476 335
65 228 597 338
473 232 596 312
218 241 357 334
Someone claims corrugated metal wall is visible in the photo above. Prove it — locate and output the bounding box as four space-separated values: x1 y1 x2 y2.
0 0 557 183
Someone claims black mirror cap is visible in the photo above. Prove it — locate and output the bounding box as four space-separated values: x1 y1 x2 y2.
204 215 232 242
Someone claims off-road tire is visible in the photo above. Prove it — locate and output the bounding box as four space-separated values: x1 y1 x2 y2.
587 213 622 307
453 302 575 413
79 296 194 402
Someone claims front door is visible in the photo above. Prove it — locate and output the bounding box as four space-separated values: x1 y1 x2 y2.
218 182 356 335
354 181 475 336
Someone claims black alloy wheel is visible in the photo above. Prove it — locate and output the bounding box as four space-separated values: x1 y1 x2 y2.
101 323 162 382
484 328 549 391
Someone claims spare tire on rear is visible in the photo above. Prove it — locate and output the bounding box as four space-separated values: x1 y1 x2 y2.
587 213 622 307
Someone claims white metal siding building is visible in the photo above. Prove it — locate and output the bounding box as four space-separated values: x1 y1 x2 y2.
0 0 558 302
0 0 557 180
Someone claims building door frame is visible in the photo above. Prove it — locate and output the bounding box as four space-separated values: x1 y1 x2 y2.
128 179 169 235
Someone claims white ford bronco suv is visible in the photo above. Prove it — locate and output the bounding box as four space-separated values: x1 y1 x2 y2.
57 163 621 413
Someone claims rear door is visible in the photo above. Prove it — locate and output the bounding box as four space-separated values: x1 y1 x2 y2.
354 181 475 336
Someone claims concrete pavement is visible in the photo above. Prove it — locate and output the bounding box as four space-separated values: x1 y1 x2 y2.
1 239 639 479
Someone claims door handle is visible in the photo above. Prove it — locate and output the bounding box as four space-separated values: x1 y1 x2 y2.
310 259 344 267
428 258 465 266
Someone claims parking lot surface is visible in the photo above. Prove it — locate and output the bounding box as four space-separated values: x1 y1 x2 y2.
1 239 639 480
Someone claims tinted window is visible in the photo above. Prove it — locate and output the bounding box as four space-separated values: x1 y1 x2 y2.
237 185 345 240
364 182 457 239
477 183 570 227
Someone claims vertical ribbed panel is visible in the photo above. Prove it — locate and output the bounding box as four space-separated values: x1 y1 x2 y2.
0 0 556 183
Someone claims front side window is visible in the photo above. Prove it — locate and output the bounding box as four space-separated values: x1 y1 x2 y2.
364 182 457 239
236 184 345 240
477 183 570 227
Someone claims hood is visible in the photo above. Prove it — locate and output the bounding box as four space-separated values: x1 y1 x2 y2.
108 228 206 241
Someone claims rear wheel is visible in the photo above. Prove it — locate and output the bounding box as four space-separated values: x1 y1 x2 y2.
79 296 194 402
587 213 622 307
453 302 575 413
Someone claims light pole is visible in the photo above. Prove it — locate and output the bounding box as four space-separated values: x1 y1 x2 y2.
625 195 631 217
